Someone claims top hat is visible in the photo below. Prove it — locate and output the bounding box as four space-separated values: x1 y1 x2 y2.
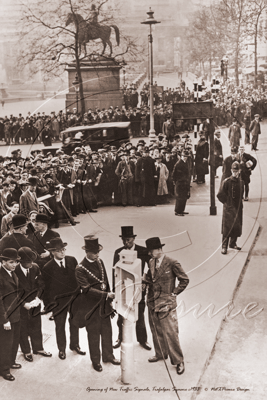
231 161 240 171
0 248 21 261
18 247 37 262
12 214 28 229
35 213 50 224
46 238 67 251
27 176 38 186
145 237 165 251
119 226 137 238
82 236 103 253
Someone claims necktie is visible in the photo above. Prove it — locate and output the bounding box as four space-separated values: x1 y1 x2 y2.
26 269 29 279
60 261 64 268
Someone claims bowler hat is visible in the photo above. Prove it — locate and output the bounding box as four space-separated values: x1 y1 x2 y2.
231 146 239 154
145 237 165 251
82 236 103 253
119 226 137 238
12 214 28 229
18 247 37 262
46 238 67 251
27 176 38 186
35 213 50 224
0 248 21 261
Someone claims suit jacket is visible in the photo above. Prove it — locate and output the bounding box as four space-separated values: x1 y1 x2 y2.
74 257 113 328
1 211 14 237
42 255 78 308
146 255 189 313
19 189 39 218
249 119 261 136
15 263 44 307
0 265 20 324
28 229 60 256
0 232 35 254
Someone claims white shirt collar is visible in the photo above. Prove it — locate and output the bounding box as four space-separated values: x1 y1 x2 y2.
54 258 65 267
20 264 29 276
86 257 95 263
39 229 47 237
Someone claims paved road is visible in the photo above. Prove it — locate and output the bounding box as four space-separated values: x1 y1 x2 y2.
0 116 264 399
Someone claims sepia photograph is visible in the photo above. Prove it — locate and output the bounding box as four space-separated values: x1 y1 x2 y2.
0 0 266 399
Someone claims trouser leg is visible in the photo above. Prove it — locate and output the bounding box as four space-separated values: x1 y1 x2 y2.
85 308 101 364
158 309 184 365
136 300 147 344
229 236 238 248
19 314 32 354
10 322 20 364
101 316 114 362
148 309 168 359
29 314 44 352
53 308 68 351
69 316 79 348
222 235 229 250
244 183 249 198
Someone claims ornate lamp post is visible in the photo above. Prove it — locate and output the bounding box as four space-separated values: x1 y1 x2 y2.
72 73 80 113
141 8 160 142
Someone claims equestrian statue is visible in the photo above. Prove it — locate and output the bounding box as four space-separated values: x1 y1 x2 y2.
66 5 120 57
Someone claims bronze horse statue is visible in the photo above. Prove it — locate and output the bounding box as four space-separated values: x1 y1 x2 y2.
66 13 120 57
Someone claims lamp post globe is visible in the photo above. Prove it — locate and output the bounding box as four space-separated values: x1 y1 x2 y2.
141 8 161 143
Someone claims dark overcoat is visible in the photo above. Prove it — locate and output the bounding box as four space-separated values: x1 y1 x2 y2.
195 140 209 176
135 156 156 201
239 152 257 184
217 176 244 237
172 159 190 200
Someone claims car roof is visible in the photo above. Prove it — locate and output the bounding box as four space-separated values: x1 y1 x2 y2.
61 121 131 135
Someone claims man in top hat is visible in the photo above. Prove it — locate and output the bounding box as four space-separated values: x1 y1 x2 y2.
249 114 261 151
0 248 22 381
42 238 85 360
28 213 60 269
0 214 34 254
112 226 151 350
173 149 190 216
15 247 52 362
144 237 189 375
217 161 244 254
19 176 40 218
74 236 120 372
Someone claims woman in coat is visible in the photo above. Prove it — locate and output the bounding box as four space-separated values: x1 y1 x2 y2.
154 156 169 204
195 133 209 184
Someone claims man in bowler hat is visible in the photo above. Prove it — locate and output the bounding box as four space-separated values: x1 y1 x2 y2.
28 213 60 269
42 238 85 360
0 214 35 254
15 247 52 362
0 249 22 381
74 236 120 372
144 237 189 375
112 226 151 351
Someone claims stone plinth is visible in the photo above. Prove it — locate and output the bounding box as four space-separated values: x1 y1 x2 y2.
66 58 123 112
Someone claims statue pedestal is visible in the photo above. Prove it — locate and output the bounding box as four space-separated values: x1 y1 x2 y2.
66 58 123 112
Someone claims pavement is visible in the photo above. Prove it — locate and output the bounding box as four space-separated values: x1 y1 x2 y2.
0 119 265 399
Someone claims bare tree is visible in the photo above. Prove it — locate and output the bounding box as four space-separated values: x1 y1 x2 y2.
19 0 143 114
245 0 267 83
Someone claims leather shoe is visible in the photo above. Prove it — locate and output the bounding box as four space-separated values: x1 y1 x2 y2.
70 346 86 355
92 363 103 372
58 351 66 360
88 209 97 213
113 339 121 349
177 362 185 375
183 212 189 215
24 354 33 362
139 342 152 351
33 350 52 357
221 248 227 255
148 356 167 363
10 363 21 369
103 357 120 365
3 373 15 381
229 245 241 250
